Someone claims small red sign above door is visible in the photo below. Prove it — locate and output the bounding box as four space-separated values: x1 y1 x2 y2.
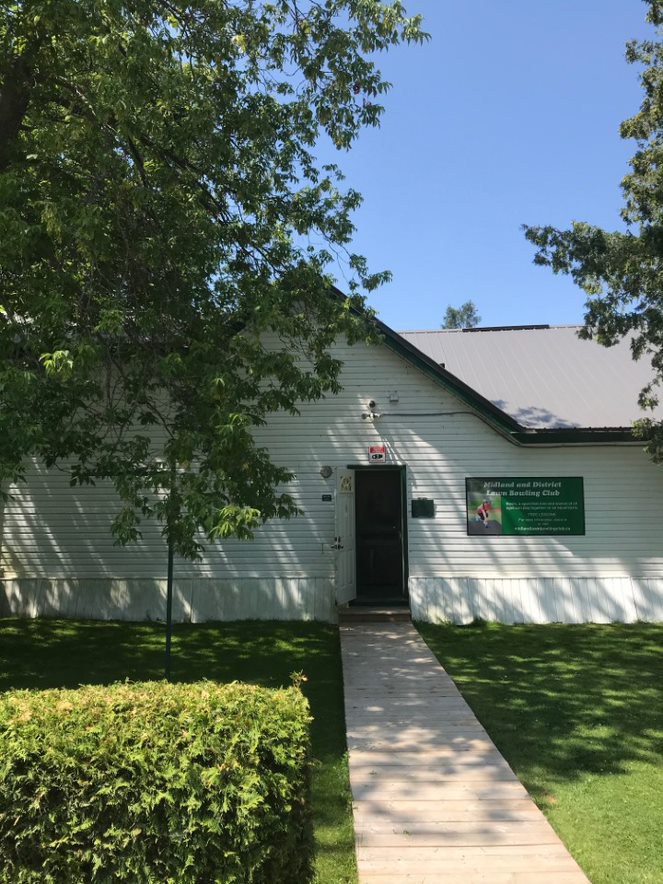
368 444 386 464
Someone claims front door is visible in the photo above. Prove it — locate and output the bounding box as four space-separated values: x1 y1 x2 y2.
355 469 406 603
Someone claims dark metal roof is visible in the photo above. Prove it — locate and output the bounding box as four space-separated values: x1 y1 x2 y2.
398 325 661 430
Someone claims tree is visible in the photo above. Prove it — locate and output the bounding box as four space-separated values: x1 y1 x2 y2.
442 300 481 329
0 1 426 558
524 0 663 461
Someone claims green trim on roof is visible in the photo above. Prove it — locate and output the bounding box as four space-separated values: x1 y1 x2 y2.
512 429 636 445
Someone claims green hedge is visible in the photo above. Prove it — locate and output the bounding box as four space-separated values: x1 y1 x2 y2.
0 680 312 883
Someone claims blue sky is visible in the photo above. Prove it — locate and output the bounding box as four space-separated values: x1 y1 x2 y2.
325 0 652 331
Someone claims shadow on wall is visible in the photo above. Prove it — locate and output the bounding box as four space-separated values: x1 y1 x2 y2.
0 456 337 623
0 576 336 624
409 576 663 625
0 460 329 579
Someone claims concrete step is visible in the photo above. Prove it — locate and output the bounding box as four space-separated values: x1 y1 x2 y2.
339 606 412 623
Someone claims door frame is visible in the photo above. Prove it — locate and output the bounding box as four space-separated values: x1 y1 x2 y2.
346 463 409 601
334 467 357 605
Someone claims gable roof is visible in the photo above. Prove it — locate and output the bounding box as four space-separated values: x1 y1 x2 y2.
335 285 654 444
397 325 661 435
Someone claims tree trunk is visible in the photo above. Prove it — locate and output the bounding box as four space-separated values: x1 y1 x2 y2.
0 52 35 172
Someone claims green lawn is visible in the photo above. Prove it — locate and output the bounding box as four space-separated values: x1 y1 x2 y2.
0 619 357 884
417 622 663 884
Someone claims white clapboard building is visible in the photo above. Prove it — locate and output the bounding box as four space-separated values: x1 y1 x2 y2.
2 319 663 624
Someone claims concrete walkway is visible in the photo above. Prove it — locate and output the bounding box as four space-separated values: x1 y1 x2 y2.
340 622 589 883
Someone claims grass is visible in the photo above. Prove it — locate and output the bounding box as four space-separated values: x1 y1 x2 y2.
0 618 357 884
417 621 663 884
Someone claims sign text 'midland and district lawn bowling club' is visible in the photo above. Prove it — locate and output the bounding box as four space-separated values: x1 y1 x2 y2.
466 477 585 537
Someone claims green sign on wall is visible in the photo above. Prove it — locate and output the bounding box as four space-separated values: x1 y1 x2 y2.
466 477 585 537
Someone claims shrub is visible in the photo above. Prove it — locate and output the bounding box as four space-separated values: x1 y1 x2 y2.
0 680 312 883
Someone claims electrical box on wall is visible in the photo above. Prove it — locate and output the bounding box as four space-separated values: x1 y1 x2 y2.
411 498 435 518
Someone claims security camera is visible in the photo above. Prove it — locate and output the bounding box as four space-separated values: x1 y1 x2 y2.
368 399 376 409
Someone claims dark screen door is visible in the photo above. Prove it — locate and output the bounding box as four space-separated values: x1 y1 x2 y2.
355 469 404 601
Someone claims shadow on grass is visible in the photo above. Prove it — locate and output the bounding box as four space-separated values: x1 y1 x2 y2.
417 622 663 800
0 618 356 884
417 622 663 883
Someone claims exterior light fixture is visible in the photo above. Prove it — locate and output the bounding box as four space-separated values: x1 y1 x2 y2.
361 399 381 420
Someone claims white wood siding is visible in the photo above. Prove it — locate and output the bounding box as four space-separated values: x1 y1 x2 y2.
1 338 662 622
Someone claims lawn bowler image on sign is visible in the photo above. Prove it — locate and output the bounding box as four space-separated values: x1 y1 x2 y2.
466 483 503 535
